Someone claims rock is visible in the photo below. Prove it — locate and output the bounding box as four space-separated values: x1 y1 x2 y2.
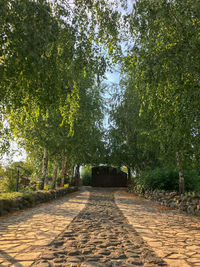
85 256 101 262
53 258 65 263
81 262 103 267
41 253 55 260
67 256 82 263
68 250 81 256
111 253 127 259
54 241 64 246
37 261 51 267
82 249 92 255
187 205 196 214
98 249 111 255
126 258 143 265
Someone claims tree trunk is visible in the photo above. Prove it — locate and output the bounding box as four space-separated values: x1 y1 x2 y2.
176 152 185 194
52 157 58 189
69 166 75 186
39 148 48 190
74 165 80 186
127 167 132 185
61 155 67 187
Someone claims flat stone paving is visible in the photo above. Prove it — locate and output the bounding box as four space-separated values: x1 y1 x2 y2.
0 188 200 267
0 189 89 266
115 190 200 267
32 188 165 267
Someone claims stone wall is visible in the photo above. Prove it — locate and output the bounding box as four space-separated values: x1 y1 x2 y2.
128 189 200 216
0 186 78 217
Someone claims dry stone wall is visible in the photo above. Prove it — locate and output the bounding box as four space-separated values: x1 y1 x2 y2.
128 189 200 216
0 186 78 217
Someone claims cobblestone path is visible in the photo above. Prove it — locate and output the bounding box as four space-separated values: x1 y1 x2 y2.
0 190 89 267
1 188 200 267
32 188 166 267
115 190 200 267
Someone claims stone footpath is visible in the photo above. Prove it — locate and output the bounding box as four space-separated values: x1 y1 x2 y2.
115 190 200 267
0 190 89 267
0 188 200 267
32 188 165 267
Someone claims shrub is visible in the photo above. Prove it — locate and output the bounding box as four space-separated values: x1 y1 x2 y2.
0 176 20 193
44 184 53 190
81 166 92 186
134 167 200 193
184 169 200 194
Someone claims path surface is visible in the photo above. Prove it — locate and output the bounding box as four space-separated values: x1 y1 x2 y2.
116 190 200 267
0 188 200 267
0 190 89 266
32 188 165 267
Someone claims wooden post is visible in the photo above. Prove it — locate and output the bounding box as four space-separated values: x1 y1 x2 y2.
176 152 185 194
39 148 48 190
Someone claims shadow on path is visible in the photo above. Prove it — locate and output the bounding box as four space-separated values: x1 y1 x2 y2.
32 188 167 267
0 249 23 267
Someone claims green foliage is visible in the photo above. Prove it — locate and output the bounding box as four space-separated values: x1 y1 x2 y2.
57 175 69 187
134 167 200 193
108 78 159 171
125 0 200 167
0 192 24 200
184 170 200 194
0 161 34 193
1 0 200 194
0 163 5 178
1 0 121 134
43 183 68 190
43 185 53 191
0 176 17 193
81 166 92 186
135 168 179 192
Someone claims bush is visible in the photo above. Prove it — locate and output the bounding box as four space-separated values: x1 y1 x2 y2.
184 169 200 194
81 166 92 186
134 167 200 193
0 176 20 193
44 184 53 190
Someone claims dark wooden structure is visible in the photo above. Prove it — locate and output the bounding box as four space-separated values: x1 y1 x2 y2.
91 166 127 187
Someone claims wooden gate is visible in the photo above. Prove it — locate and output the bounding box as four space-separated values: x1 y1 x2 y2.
91 166 127 187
